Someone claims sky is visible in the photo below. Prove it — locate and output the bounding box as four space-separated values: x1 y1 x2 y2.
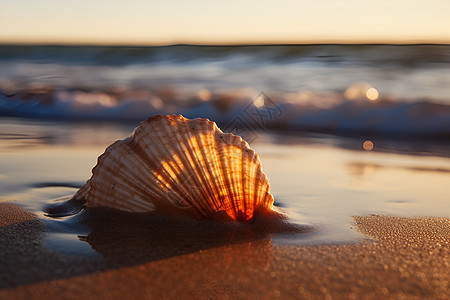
1 0 449 45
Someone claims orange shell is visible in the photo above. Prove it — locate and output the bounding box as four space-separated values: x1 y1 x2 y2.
76 115 274 222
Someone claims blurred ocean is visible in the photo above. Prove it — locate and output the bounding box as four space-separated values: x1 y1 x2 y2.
1 44 449 139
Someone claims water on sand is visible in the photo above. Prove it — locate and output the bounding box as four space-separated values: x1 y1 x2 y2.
1 118 449 256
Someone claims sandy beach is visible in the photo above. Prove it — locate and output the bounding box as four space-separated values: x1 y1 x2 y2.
0 202 448 300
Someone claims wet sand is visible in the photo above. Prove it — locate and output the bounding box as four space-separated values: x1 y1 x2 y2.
0 203 449 299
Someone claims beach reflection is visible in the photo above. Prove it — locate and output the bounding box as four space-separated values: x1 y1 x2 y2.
74 208 282 261
0 118 134 150
347 162 377 177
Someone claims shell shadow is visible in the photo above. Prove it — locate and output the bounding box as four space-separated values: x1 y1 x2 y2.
69 206 310 263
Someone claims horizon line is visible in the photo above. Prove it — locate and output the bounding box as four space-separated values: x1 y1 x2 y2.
1 40 449 47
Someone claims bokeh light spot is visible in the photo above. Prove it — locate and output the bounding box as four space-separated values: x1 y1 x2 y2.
366 88 379 101
197 89 212 101
363 140 374 151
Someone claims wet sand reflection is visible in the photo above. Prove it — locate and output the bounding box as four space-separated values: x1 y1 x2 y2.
68 207 309 262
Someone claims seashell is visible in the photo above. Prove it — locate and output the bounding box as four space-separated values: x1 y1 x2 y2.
74 115 274 222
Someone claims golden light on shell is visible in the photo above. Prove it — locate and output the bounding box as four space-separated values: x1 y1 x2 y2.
71 115 274 222
363 140 374 151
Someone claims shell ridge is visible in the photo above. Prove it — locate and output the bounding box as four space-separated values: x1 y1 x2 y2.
184 120 222 215
216 134 238 220
141 118 197 206
246 148 263 215
88 141 131 209
223 133 250 221
119 139 180 207
175 119 215 217
237 138 259 218
165 118 209 213
194 120 222 212
227 135 243 220
135 122 205 213
185 119 228 219
258 164 273 208
236 137 248 219
157 118 209 216
253 157 268 211
196 120 224 212
91 135 182 212
246 143 261 216
232 136 249 220
240 147 249 219
89 140 161 211
131 127 194 210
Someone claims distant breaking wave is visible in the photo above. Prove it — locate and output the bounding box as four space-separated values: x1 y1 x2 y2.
1 87 449 139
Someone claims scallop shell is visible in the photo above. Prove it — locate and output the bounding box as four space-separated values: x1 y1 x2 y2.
76 115 274 222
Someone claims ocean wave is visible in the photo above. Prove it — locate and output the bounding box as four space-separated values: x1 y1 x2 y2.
1 87 449 139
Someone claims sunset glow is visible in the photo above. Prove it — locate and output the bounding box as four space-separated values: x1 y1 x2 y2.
1 0 449 45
